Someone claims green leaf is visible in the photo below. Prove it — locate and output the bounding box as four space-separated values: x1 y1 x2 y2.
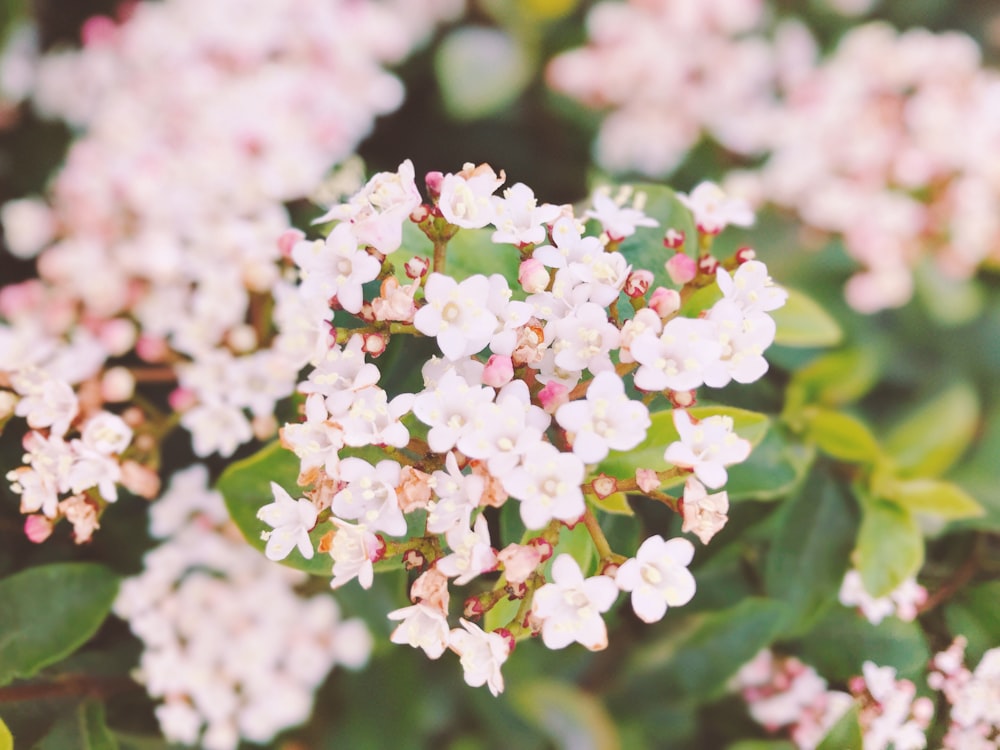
588 490 633 515
217 440 332 576
35 700 118 750
883 478 984 520
483 591 524 633
0 563 119 686
0 716 11 750
765 472 858 635
883 382 979 478
944 581 1000 665
724 426 815 501
435 27 533 121
628 599 789 701
508 679 620 750
815 705 862 750
852 495 923 599
804 408 881 464
785 346 881 413
597 406 771 481
548 520 596 578
770 288 842 348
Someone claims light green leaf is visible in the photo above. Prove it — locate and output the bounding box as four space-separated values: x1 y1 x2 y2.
35 700 118 750
435 27 533 121
0 563 119 686
944 582 1000 665
852 495 924 598
588 491 633 515
483 592 524 634
804 407 881 464
509 679 620 750
765 472 858 636
597 406 771 481
816 705 863 750
771 288 842 348
548 520 596 578
0 716 11 750
883 478 983 520
786 346 881 413
884 382 979 478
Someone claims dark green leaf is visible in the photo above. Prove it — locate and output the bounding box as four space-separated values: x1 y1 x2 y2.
804 407 881 464
508 679 620 750
765 472 858 636
944 581 1000 664
815 705 862 750
0 563 119 686
35 700 118 750
725 426 815 502
883 382 979 478
771 289 842 348
852 495 923 599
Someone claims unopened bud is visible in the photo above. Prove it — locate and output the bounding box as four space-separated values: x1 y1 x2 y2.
735 246 757 264
361 332 387 357
669 389 697 408
518 258 549 293
24 514 54 543
277 228 306 259
698 255 719 275
537 380 569 414
252 413 278 441
135 335 169 362
482 354 514 388
635 468 660 494
624 269 653 298
648 287 681 317
663 228 686 249
600 561 620 578
409 204 431 224
120 460 161 499
464 596 485 620
404 255 430 279
98 318 137 356
425 171 444 199
591 473 618 499
665 252 697 285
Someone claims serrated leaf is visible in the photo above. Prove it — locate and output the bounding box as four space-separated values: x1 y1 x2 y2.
765 471 858 635
35 700 117 750
884 382 979 478
852 495 923 599
944 582 1000 665
815 705 862 750
509 679 620 750
883 478 983 520
597 406 771 482
771 288 842 348
804 407 881 464
0 563 119 686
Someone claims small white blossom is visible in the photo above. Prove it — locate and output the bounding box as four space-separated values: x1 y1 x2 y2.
449 619 510 696
556 370 650 463
677 182 754 234
616 535 696 623
414 273 500 360
437 514 498 585
680 477 730 544
438 165 504 229
292 223 381 314
632 317 723 393
332 458 406 537
503 443 585 529
329 519 383 590
257 483 318 562
531 554 618 651
387 602 451 659
663 410 751 489
490 182 561 246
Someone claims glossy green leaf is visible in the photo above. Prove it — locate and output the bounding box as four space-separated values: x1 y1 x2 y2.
724 426 815 501
483 591 524 634
804 407 881 464
944 581 1000 664
852 496 923 599
0 717 11 750
883 478 984 520
548 520 596 577
35 700 117 750
0 563 119 686
588 490 633 515
765 472 858 635
770 288 842 348
884 382 979 478
509 679 620 750
786 346 881 413
815 705 862 750
597 406 771 481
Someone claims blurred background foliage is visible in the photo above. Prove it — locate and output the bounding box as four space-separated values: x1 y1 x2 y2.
1 1 1000 749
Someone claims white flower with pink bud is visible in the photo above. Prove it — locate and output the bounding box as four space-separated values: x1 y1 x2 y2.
329 519 384 591
616 535 696 623
531 554 618 651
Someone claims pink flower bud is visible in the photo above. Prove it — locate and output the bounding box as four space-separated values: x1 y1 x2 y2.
518 258 549 293
464 596 485 619
252 413 278 441
698 255 719 275
277 228 306 259
135 335 169 362
411 568 450 612
665 252 697 285
537 380 569 414
120 460 161 499
24 514 54 543
498 543 544 584
425 171 444 199
736 246 757 263
591 473 618 499
635 468 660 493
168 387 197 412
482 354 514 388
404 255 430 279
98 318 137 356
624 269 653 298
81 15 116 46
361 332 387 357
648 287 681 317
663 228 686 249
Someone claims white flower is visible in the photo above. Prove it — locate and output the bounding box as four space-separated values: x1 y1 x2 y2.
414 273 499 360
334 386 411 449
257 483 318 562
680 477 730 544
703 300 776 388
616 535 696 623
426 452 485 535
291 223 381 314
437 514 498 585
838 570 927 625
631 317 723 393
490 182 561 246
555 370 650 463
717 260 788 315
585 189 658 240
331 458 406 537
548 302 620 374
533 216 602 268
80 411 133 454
387 602 451 659
663 410 751 489
329 519 383 590
279 393 344 484
437 165 504 229
677 182 754 234
531 554 618 651
412 369 494 453
502 443 586 529
181 403 253 458
10 368 78 437
449 619 510 696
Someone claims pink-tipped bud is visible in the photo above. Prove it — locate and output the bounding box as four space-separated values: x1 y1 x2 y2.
361 332 387 358
120 460 161 499
600 561 620 578
498 542 544 584
482 354 514 388
277 228 306 259
663 228 686 249
409 204 431 224
168 387 197 412
537 380 569 414
135 335 169 363
624 269 653 298
464 597 485 619
591 473 618 499
404 255 430 279
24 515 54 543
698 255 719 275
669 389 696 408
425 171 444 199
81 15 116 46
665 252 697 285
635 468 660 494
518 258 549 293
736 246 757 264
648 287 681 317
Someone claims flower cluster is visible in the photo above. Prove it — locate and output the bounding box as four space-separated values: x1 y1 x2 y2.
548 2 1000 311
838 569 928 625
264 159 785 692
114 466 372 750
929 637 1000 749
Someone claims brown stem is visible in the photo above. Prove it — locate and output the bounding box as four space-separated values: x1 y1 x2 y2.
0 674 136 703
919 547 980 614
